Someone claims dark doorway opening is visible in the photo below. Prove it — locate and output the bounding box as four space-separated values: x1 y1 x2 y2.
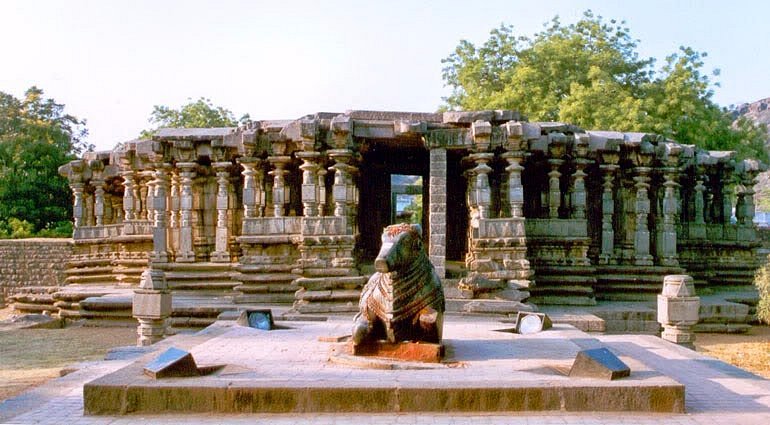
358 142 428 261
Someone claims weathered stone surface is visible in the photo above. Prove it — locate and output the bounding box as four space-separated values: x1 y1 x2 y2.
0 239 71 303
348 340 444 363
569 348 631 380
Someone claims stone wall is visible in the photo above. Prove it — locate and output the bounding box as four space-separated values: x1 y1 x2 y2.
0 238 72 303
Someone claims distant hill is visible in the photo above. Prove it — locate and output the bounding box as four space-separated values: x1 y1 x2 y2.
735 98 770 212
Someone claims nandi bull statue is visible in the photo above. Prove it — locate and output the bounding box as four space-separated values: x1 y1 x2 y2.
352 223 445 346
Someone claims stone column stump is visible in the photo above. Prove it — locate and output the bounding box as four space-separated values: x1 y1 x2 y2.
133 268 172 346
657 274 700 349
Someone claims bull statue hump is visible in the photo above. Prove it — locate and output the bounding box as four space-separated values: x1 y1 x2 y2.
352 223 445 346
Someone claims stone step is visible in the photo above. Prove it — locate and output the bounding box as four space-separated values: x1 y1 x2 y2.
296 268 358 278
293 276 367 291
236 264 295 273
295 289 361 302
234 283 296 294
65 274 118 284
162 262 233 272
168 317 218 328
532 275 596 285
291 300 358 314
234 293 297 304
235 273 297 283
64 266 113 275
527 295 597 306
528 284 595 295
163 271 236 280
168 280 239 290
12 302 55 313
79 296 133 311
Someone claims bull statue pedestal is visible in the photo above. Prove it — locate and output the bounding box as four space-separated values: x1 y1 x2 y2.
351 223 445 362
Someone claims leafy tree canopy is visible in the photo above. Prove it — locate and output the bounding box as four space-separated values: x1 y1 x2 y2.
140 97 247 138
442 11 768 162
0 86 90 232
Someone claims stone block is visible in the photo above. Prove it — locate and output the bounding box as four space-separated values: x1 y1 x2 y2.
657 295 700 325
443 110 494 123
349 341 444 363
132 291 172 319
569 348 630 380
143 347 200 379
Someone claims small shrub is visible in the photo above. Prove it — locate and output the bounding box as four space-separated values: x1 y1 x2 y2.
756 262 770 325
36 221 73 238
8 218 34 239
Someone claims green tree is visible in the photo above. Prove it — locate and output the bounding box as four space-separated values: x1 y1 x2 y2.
442 11 768 162
0 87 90 233
140 97 247 138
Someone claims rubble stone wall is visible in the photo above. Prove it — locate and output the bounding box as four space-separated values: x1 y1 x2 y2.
0 238 72 302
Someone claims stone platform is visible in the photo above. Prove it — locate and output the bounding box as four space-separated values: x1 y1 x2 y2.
83 317 684 415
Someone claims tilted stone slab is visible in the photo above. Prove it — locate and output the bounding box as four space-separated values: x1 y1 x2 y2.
569 348 631 380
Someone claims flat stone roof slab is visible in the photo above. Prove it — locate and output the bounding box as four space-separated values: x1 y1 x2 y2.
84 318 683 415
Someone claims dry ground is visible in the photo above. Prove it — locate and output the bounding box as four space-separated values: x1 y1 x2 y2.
0 305 768 402
0 307 136 400
694 325 770 379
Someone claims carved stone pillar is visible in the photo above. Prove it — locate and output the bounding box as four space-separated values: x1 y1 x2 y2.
317 166 327 216
737 176 756 225
239 157 260 219
469 153 493 219
111 195 123 224
599 164 618 264
633 167 653 266
660 169 679 266
297 151 321 217
84 191 94 226
139 174 151 220
72 183 85 227
93 179 105 226
547 159 563 219
571 160 588 219
176 162 196 262
694 178 706 225
121 169 136 221
501 152 524 218
722 184 733 224
211 162 232 262
168 171 180 256
150 164 170 263
329 150 352 218
268 156 291 217
429 148 447 278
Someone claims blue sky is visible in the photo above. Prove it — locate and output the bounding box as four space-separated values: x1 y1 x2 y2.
3 0 769 151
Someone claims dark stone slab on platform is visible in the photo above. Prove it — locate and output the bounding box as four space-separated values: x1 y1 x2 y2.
569 347 630 380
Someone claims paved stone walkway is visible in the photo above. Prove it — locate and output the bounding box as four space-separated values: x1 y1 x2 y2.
2 317 769 424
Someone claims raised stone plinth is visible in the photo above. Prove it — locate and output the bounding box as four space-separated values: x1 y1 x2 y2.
84 319 684 415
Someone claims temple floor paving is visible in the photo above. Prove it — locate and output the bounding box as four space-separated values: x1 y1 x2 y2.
2 315 770 424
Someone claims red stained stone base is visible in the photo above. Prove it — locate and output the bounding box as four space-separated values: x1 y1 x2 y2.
348 341 445 363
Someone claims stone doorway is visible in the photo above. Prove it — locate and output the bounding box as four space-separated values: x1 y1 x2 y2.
357 142 429 261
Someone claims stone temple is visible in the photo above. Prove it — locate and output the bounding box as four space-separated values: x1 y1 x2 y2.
56 110 764 313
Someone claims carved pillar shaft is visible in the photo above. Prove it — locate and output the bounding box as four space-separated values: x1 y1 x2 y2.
571 161 588 219
599 165 617 263
633 167 653 266
268 156 291 217
297 152 321 217
329 150 351 218
470 153 493 219
84 192 94 226
121 171 136 220
502 152 524 218
72 183 85 227
547 159 563 218
694 178 706 224
239 158 259 219
317 167 327 217
93 180 105 226
151 164 170 263
660 170 679 266
176 163 196 262
211 162 231 262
